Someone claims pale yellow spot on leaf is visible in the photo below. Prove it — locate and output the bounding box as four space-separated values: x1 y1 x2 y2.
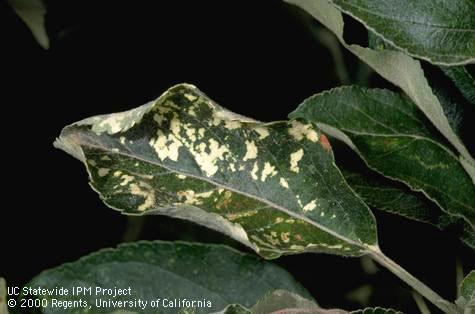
129 182 155 211
149 130 183 162
253 126 269 139
188 107 196 117
243 140 258 161
177 189 214 205
288 120 319 142
184 93 197 101
192 139 229 177
279 177 289 189
226 210 258 221
98 168 110 177
120 174 134 186
261 162 277 182
290 149 304 173
281 232 290 243
153 113 166 126
224 120 241 130
251 162 259 180
303 200 317 212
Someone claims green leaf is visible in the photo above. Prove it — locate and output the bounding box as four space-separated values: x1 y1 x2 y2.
351 308 402 314
55 83 378 259
7 0 49 49
0 278 8 314
27 241 312 314
342 168 475 249
327 0 475 66
284 0 475 182
457 271 475 313
250 290 318 314
211 304 250 314
219 290 401 314
290 86 475 229
440 66 475 106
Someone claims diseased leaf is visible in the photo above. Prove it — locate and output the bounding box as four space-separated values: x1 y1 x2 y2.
285 0 475 182
342 168 475 249
27 241 312 314
441 66 475 106
456 271 475 313
0 278 8 314
7 0 49 49
55 84 378 259
290 86 475 229
328 0 475 66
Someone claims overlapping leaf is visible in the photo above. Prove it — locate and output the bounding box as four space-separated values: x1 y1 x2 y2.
441 66 475 106
7 0 49 49
55 84 378 259
285 0 475 182
27 241 312 314
217 290 319 314
351 309 401 314
342 168 474 249
217 291 401 314
328 0 475 66
290 86 475 229
192 290 402 314
456 271 475 313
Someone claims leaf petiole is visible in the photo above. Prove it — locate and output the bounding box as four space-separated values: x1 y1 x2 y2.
366 245 458 314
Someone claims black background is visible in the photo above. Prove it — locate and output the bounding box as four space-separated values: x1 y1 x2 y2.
2 1 474 313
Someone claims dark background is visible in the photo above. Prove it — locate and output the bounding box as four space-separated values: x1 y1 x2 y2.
2 1 474 313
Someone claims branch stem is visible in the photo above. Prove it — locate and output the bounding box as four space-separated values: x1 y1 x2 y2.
367 246 457 314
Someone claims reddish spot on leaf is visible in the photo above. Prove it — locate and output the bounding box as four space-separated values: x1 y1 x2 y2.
320 134 331 151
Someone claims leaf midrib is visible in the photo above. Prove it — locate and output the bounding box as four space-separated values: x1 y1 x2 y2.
337 128 459 160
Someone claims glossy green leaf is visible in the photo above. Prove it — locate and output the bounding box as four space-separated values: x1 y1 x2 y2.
342 168 475 249
211 304 250 314
290 86 475 229
441 66 475 106
7 0 49 49
250 290 318 314
55 84 377 259
328 0 475 66
457 271 475 313
461 271 475 300
285 0 475 182
27 241 312 314
214 290 318 314
351 308 402 314
218 290 401 314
